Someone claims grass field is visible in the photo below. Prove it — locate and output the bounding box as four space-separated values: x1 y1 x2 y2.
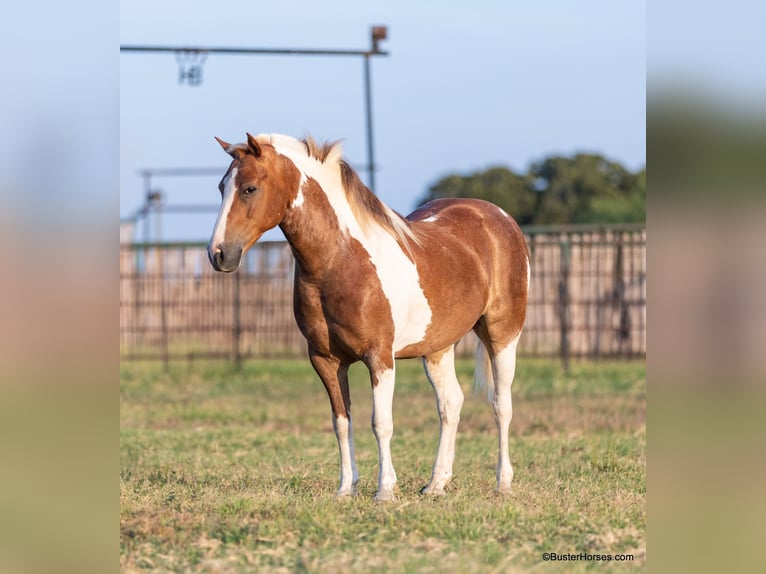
120 358 645 572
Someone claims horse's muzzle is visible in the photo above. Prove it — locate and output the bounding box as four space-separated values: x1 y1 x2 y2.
208 243 243 273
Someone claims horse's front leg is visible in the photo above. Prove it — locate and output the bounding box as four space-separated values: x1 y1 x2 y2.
309 351 358 497
366 355 398 501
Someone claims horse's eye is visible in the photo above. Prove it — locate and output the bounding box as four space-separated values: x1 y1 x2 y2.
242 186 257 196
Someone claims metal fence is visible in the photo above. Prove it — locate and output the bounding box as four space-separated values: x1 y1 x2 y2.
120 225 645 367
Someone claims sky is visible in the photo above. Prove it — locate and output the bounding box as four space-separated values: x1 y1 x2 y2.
120 0 646 242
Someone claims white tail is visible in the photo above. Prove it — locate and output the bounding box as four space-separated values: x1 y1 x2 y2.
473 340 495 402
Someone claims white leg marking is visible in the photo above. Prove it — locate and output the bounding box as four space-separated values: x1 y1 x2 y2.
371 367 397 501
492 334 521 493
422 347 464 495
332 413 359 497
209 167 238 252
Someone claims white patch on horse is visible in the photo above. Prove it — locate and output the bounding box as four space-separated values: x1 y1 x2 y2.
209 167 238 250
422 215 438 223
332 413 358 497
267 133 432 351
526 256 531 290
491 333 521 493
266 134 352 231
365 226 432 351
291 172 308 209
422 347 464 495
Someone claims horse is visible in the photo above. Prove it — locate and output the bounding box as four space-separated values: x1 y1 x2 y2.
208 133 529 501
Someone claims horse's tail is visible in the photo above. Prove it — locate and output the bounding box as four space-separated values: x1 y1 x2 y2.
473 340 494 402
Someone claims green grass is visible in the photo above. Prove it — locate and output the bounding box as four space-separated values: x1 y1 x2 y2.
121 358 645 572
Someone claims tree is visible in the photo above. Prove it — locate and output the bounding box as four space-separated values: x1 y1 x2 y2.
419 166 538 225
576 166 645 224
531 154 643 224
419 153 645 225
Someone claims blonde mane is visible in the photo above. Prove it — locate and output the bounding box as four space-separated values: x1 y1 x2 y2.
300 136 420 253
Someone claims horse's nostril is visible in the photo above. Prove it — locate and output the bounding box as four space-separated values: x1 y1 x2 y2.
209 243 242 272
209 244 225 269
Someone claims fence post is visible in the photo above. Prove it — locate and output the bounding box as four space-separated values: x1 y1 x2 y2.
558 237 571 372
233 269 242 371
158 247 169 372
613 234 630 356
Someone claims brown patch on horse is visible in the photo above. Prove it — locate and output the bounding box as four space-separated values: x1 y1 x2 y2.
285 177 396 371
396 199 529 358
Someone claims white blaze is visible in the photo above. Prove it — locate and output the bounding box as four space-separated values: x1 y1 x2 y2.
209 167 238 250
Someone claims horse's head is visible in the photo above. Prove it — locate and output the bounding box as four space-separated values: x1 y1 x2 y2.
208 133 300 272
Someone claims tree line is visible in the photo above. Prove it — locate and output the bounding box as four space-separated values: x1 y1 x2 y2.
418 153 645 225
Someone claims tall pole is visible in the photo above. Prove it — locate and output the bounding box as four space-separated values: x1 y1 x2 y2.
363 53 376 193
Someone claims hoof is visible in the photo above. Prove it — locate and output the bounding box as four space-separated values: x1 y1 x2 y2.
495 484 513 496
421 485 447 496
335 484 358 499
374 489 396 502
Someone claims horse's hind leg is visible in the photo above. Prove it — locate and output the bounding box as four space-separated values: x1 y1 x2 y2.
422 346 465 495
489 334 521 494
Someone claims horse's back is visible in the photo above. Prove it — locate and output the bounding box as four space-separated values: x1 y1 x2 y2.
408 198 528 275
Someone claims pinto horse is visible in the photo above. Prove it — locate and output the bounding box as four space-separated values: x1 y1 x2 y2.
208 133 529 500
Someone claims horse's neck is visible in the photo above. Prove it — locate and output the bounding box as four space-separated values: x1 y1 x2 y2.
278 179 357 277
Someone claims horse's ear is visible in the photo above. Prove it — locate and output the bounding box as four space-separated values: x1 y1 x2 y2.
246 133 262 157
215 137 237 157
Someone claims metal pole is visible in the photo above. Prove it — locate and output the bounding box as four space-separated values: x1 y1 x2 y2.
121 26 389 196
363 54 376 193
121 45 388 57
141 172 151 244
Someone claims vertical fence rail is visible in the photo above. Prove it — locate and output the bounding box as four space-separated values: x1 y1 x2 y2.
158 247 169 371
558 239 571 372
233 269 242 370
120 225 646 364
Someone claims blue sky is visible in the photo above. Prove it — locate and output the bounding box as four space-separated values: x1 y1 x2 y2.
120 1 646 241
